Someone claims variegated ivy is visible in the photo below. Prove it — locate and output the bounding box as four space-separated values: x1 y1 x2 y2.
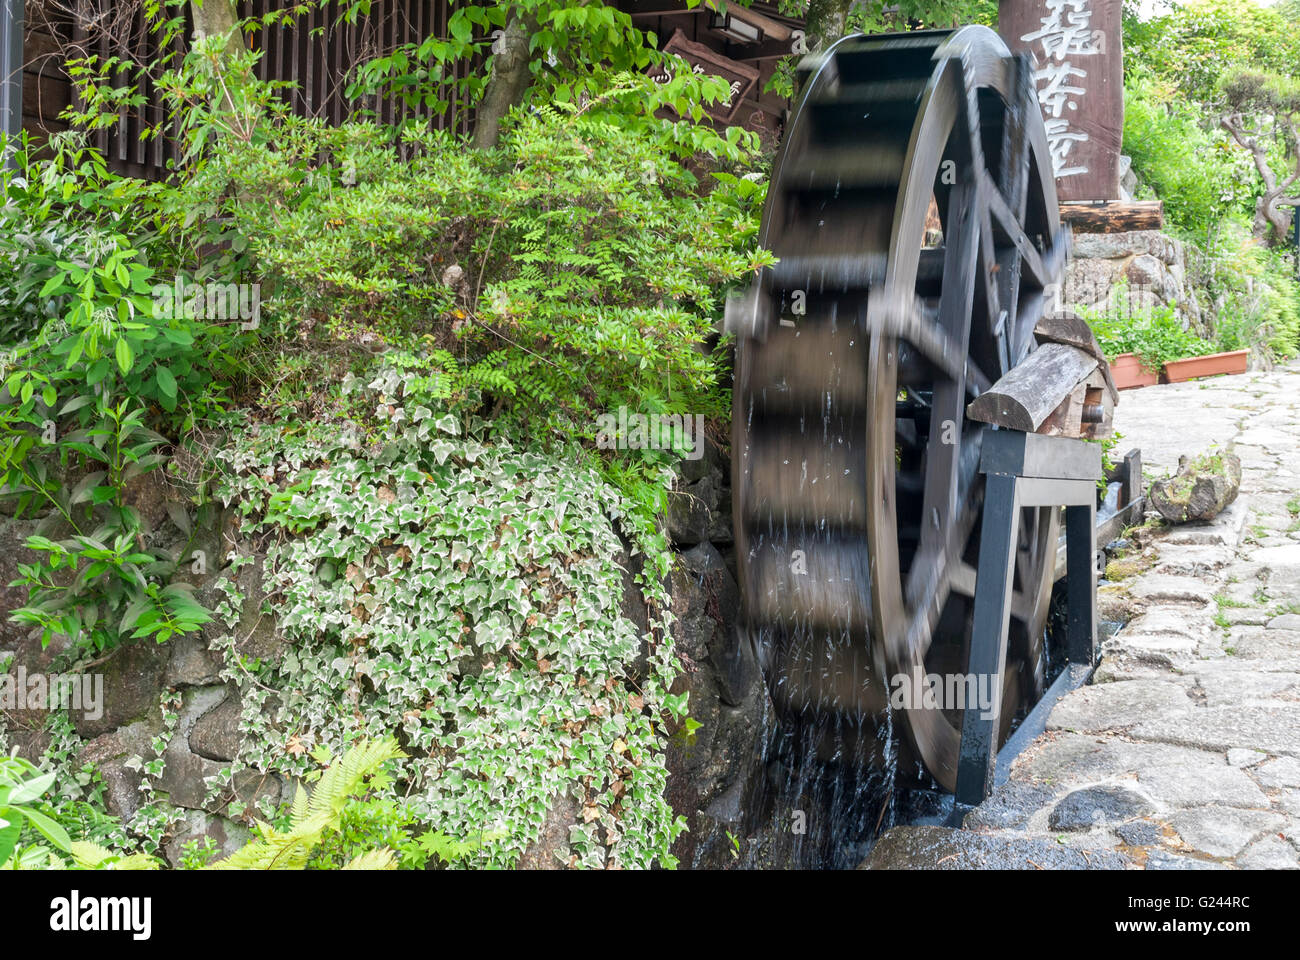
208 366 686 867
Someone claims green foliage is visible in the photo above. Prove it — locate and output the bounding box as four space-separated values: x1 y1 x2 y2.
1123 0 1300 102
1195 224 1300 359
3 404 210 654
190 91 765 438
0 127 259 654
65 840 164 870
344 0 757 160
208 371 685 867
211 737 405 870
0 754 73 868
1 0 757 871
1123 1 1300 357
177 835 220 869
844 0 997 34
1123 75 1247 238
1080 281 1217 367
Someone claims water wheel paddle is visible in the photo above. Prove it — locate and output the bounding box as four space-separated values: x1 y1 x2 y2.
731 26 1070 792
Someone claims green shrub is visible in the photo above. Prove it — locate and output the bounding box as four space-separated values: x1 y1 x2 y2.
1123 0 1300 103
0 136 244 655
1081 282 1217 366
192 90 766 431
0 754 73 868
1192 223 1300 358
1123 75 1247 239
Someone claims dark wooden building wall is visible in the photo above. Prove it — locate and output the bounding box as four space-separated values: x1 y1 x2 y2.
19 4 73 146
20 0 478 179
623 1 798 147
19 0 798 180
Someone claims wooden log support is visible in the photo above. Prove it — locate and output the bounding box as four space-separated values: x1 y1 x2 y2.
1033 311 1120 401
966 338 1117 439
1059 200 1164 233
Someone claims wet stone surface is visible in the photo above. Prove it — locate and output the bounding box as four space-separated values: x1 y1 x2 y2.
1049 785 1158 831
868 361 1300 869
862 825 1130 870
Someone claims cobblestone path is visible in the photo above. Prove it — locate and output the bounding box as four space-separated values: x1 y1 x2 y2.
866 361 1300 869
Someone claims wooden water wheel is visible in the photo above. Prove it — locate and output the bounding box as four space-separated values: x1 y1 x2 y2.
731 26 1072 791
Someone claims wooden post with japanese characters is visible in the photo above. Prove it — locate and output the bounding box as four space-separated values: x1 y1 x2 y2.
999 0 1124 205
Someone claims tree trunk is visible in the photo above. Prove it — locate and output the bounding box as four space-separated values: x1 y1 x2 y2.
189 0 245 53
188 0 247 121
472 16 537 150
1256 192 1295 244
803 0 855 52
1221 111 1299 245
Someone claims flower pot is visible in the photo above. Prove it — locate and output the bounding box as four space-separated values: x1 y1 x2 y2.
1109 353 1160 390
1160 349 1249 384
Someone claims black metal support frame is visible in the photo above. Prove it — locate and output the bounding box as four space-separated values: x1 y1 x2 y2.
954 428 1101 804
1 0 22 168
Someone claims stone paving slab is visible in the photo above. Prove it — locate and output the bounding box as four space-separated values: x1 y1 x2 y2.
870 361 1300 869
862 825 1129 870
1046 679 1194 732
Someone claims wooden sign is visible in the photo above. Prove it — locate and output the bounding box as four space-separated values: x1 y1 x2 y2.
648 29 759 123
999 0 1124 202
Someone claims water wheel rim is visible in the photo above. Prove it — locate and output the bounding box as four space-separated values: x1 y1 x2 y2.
870 30 1064 790
732 26 1067 791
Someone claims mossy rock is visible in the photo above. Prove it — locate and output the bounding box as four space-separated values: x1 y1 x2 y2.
1149 450 1241 523
1105 556 1153 581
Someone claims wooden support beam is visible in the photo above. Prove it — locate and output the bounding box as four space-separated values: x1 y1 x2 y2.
967 343 1096 433
1105 447 1143 509
967 341 1115 438
725 37 798 61
1034 311 1119 404
622 0 795 42
622 1 709 17
1059 200 1164 233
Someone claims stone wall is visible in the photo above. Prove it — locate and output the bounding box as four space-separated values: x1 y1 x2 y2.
1063 229 1204 330
0 440 778 869
0 492 273 865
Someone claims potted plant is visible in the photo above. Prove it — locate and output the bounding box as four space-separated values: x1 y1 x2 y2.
1108 352 1160 389
1084 297 1238 388
1161 348 1249 382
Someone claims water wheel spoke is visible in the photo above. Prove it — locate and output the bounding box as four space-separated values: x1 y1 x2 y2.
998 57 1035 223
951 560 978 598
910 171 979 584
903 484 980 660
867 294 966 385
984 169 1049 290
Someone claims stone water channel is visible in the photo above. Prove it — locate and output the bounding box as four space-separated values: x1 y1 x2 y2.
867 360 1300 869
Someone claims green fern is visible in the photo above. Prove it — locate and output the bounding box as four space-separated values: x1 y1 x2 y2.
209 736 405 870
341 848 397 870
69 840 163 871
